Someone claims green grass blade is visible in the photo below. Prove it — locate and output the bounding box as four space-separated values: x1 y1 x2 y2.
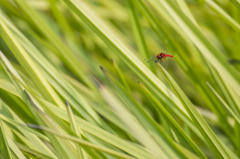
150 0 240 97
98 85 164 158
0 12 113 131
101 68 187 158
156 62 233 159
207 61 240 116
134 0 208 142
37 97 156 159
12 0 95 90
204 0 240 32
6 136 27 159
230 0 240 10
125 0 150 60
24 125 135 159
66 101 87 159
0 119 12 159
0 51 75 159
63 0 188 114
112 60 131 93
14 143 54 159
207 82 240 124
0 17 65 109
139 82 207 159
24 91 77 159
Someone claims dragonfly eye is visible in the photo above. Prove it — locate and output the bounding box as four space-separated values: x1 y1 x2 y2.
157 55 161 59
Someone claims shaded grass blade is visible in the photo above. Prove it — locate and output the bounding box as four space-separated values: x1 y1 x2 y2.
24 124 135 159
66 101 87 159
156 62 233 159
0 119 12 159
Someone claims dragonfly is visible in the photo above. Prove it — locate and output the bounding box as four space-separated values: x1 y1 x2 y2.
144 53 173 68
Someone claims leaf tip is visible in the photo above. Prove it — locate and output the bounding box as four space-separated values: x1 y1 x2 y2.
65 100 70 107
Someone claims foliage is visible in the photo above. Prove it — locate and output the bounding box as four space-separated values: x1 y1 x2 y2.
0 0 240 158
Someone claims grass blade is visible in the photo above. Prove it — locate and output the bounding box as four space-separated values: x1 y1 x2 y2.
0 119 12 159
66 101 87 159
156 62 233 159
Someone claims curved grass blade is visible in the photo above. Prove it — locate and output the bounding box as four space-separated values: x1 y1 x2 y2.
0 51 76 159
23 124 135 159
6 136 27 159
66 101 87 159
139 82 207 158
204 0 240 32
98 84 164 159
0 16 65 109
230 0 240 10
0 67 153 159
37 97 153 159
63 0 189 117
149 0 240 97
14 143 54 159
206 82 240 124
0 119 12 159
156 62 233 159
0 12 114 133
12 0 95 90
125 0 150 60
100 67 187 158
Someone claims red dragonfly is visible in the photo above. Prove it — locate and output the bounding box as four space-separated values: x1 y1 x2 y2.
144 53 173 68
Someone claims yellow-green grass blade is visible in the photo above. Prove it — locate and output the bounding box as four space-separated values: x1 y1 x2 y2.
0 17 65 109
0 102 57 159
135 0 234 119
12 0 94 90
15 143 53 159
62 74 95 99
0 68 152 159
150 0 240 97
0 51 76 159
0 119 12 159
204 0 240 32
6 136 26 159
101 68 188 158
136 0 237 145
98 85 165 159
137 0 202 64
175 0 199 28
63 0 190 122
206 78 240 155
139 82 207 158
62 0 210 149
203 61 238 145
66 101 87 159
134 0 211 142
37 97 154 159
150 132 201 159
206 82 240 124
207 62 240 116
156 62 234 159
125 0 150 60
0 12 114 132
112 60 131 93
48 0 74 39
230 0 240 10
0 71 19 97
24 125 135 159
0 113 49 142
24 91 78 159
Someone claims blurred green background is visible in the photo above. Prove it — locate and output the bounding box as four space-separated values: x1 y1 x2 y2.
0 0 240 158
